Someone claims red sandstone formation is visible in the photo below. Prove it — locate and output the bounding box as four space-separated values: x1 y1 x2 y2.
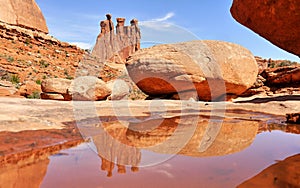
92 14 141 63
0 0 48 33
238 154 300 187
231 0 300 57
126 40 258 101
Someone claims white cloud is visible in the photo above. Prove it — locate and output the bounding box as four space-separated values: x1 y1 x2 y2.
152 12 175 22
70 42 93 50
140 12 175 30
139 12 198 45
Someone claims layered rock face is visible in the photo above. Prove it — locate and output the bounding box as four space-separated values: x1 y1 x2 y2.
126 40 258 101
231 0 300 57
0 0 48 33
92 14 141 63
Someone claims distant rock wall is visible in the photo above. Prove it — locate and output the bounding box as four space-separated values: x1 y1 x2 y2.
92 14 141 63
0 0 48 33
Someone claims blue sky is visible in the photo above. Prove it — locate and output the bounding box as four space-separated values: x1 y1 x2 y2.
35 0 299 62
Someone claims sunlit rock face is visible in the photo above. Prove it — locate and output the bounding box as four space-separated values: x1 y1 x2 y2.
92 15 141 63
126 40 258 101
0 0 48 33
231 0 300 57
238 154 300 188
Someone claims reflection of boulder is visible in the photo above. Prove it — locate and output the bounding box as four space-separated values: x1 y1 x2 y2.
0 158 49 188
238 154 300 188
126 116 259 157
92 122 141 177
0 133 81 188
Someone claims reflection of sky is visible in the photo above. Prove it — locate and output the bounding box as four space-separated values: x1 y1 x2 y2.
40 127 300 187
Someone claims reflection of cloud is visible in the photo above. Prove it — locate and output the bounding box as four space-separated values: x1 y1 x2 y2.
156 169 175 179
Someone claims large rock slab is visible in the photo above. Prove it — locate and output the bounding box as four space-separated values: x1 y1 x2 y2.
41 78 72 94
0 0 48 33
230 0 300 57
126 40 258 101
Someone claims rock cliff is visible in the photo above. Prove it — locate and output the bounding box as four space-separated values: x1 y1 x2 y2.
0 0 48 33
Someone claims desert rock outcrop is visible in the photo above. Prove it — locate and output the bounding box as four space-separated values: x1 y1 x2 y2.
92 14 141 63
231 0 300 57
0 0 48 33
41 77 111 101
126 40 258 101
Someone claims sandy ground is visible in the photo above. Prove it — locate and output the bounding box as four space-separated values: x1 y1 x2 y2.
0 95 299 132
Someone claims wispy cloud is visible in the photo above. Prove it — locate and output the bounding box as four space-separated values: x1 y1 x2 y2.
70 42 93 49
152 12 175 22
139 12 175 32
139 12 199 44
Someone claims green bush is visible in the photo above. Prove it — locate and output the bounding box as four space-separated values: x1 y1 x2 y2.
6 56 14 63
36 79 42 85
39 60 49 68
27 91 41 99
10 74 20 84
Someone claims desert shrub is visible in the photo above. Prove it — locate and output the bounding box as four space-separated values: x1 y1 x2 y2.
6 56 14 63
36 79 42 85
39 60 49 68
27 91 41 99
10 74 20 84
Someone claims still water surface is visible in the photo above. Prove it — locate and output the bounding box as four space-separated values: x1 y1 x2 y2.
1 114 300 188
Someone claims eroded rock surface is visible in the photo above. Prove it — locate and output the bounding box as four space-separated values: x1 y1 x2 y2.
126 40 258 101
92 14 141 63
231 0 300 57
0 0 48 33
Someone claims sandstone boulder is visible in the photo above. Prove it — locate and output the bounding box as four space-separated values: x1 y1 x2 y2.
231 0 300 57
0 80 17 96
19 81 41 97
41 77 111 101
40 93 64 101
0 0 48 33
41 78 72 94
126 40 258 101
69 76 111 101
106 79 129 100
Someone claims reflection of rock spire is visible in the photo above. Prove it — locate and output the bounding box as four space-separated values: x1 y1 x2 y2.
92 122 141 177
